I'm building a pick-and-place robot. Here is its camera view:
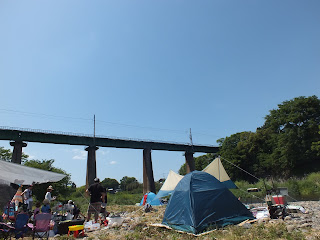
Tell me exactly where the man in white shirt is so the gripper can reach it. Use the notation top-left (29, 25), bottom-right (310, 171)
top-left (22, 185), bottom-right (33, 211)
top-left (44, 185), bottom-right (56, 203)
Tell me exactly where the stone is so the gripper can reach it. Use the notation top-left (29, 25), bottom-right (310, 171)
top-left (284, 216), bottom-right (292, 221)
top-left (286, 225), bottom-right (295, 232)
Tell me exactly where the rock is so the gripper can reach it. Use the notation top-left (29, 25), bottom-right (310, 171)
top-left (300, 223), bottom-right (312, 228)
top-left (284, 216), bottom-right (292, 221)
top-left (241, 223), bottom-right (252, 229)
top-left (258, 218), bottom-right (269, 224)
top-left (286, 225), bottom-right (295, 232)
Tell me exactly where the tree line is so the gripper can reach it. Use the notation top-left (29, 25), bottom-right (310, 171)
top-left (179, 96), bottom-right (320, 182)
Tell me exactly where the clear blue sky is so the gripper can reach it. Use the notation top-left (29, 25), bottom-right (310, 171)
top-left (0, 0), bottom-right (319, 187)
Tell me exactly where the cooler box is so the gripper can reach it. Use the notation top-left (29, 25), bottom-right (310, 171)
top-left (272, 195), bottom-right (287, 205)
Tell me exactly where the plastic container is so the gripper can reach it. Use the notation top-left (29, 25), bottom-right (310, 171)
top-left (84, 221), bottom-right (100, 231)
top-left (272, 195), bottom-right (286, 205)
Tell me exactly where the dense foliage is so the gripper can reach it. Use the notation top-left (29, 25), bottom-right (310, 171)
top-left (101, 178), bottom-right (120, 190)
top-left (0, 146), bottom-right (29, 162)
top-left (23, 159), bottom-right (74, 202)
top-left (178, 153), bottom-right (215, 175)
top-left (188, 96), bottom-right (320, 181)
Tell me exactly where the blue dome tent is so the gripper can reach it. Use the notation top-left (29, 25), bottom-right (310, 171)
top-left (162, 171), bottom-right (253, 234)
top-left (139, 192), bottom-right (162, 206)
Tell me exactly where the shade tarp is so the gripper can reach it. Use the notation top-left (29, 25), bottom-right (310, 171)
top-left (153, 170), bottom-right (183, 200)
top-left (202, 157), bottom-right (237, 189)
top-left (0, 160), bottom-right (66, 185)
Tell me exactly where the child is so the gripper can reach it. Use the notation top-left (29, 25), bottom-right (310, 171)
top-left (34, 202), bottom-right (41, 217)
top-left (41, 199), bottom-right (51, 213)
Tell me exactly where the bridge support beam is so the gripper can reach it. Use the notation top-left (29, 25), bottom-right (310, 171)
top-left (10, 141), bottom-right (27, 164)
top-left (85, 146), bottom-right (99, 187)
top-left (143, 148), bottom-right (156, 194)
top-left (185, 151), bottom-right (195, 173)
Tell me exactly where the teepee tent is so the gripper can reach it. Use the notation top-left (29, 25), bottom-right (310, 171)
top-left (153, 170), bottom-right (183, 200)
top-left (203, 157), bottom-right (237, 189)
top-left (162, 171), bottom-right (253, 234)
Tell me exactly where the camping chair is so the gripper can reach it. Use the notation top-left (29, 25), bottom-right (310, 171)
top-left (13, 213), bottom-right (30, 239)
top-left (29, 213), bottom-right (51, 239)
top-left (0, 222), bottom-right (14, 240)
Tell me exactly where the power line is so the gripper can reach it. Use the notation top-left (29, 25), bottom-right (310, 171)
top-left (0, 108), bottom-right (224, 139)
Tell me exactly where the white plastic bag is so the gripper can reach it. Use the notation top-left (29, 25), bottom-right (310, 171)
top-left (106, 217), bottom-right (124, 228)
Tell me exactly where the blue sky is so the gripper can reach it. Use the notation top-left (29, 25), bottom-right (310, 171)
top-left (0, 0), bottom-right (319, 187)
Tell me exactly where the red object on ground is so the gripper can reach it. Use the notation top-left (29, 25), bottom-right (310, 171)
top-left (142, 194), bottom-right (148, 206)
top-left (272, 195), bottom-right (286, 205)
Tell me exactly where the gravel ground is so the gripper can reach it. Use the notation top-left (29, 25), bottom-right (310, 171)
top-left (80, 201), bottom-right (320, 239)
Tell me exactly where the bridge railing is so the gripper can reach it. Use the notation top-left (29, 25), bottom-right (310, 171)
top-left (0, 126), bottom-right (216, 147)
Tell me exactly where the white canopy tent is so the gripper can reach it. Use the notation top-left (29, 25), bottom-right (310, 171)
top-left (0, 160), bottom-right (66, 185)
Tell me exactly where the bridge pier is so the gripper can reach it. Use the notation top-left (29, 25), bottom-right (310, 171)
top-left (185, 151), bottom-right (195, 173)
top-left (143, 148), bottom-right (156, 194)
top-left (85, 146), bottom-right (99, 187)
top-left (10, 141), bottom-right (27, 164)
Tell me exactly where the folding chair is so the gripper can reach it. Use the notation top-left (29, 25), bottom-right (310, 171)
top-left (29, 213), bottom-right (51, 239)
top-left (13, 213), bottom-right (30, 239)
top-left (0, 222), bottom-right (14, 240)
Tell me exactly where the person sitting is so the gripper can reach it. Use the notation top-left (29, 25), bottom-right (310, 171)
top-left (41, 199), bottom-right (51, 213)
top-left (34, 202), bottom-right (41, 217)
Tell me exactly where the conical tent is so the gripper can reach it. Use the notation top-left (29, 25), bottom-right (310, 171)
top-left (153, 170), bottom-right (183, 200)
top-left (162, 171), bottom-right (253, 234)
top-left (203, 157), bottom-right (237, 189)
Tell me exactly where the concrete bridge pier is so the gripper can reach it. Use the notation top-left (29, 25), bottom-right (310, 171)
top-left (185, 151), bottom-right (195, 173)
top-left (143, 148), bottom-right (156, 194)
top-left (10, 141), bottom-right (27, 164)
top-left (85, 146), bottom-right (99, 187)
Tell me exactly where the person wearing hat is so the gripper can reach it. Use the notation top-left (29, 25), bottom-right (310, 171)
top-left (21, 184), bottom-right (33, 211)
top-left (86, 178), bottom-right (106, 223)
top-left (44, 185), bottom-right (56, 203)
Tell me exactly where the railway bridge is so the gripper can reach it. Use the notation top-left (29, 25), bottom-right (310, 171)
top-left (0, 127), bottom-right (219, 193)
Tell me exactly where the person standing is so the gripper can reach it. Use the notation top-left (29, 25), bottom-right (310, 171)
top-left (22, 185), bottom-right (33, 211)
top-left (44, 185), bottom-right (56, 203)
top-left (86, 178), bottom-right (105, 223)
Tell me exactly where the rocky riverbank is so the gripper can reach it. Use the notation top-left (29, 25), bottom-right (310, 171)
top-left (80, 201), bottom-right (320, 239)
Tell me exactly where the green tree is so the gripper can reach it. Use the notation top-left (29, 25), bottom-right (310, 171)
top-left (312, 126), bottom-right (320, 156)
top-left (0, 146), bottom-right (29, 162)
top-left (101, 178), bottom-right (119, 190)
top-left (120, 176), bottom-right (139, 191)
top-left (23, 159), bottom-right (73, 202)
top-left (260, 95), bottom-right (320, 177)
top-left (217, 131), bottom-right (261, 181)
top-left (178, 153), bottom-right (216, 175)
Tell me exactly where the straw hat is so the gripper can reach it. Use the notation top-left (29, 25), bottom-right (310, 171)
top-left (47, 185), bottom-right (54, 190)
top-left (43, 199), bottom-right (50, 205)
